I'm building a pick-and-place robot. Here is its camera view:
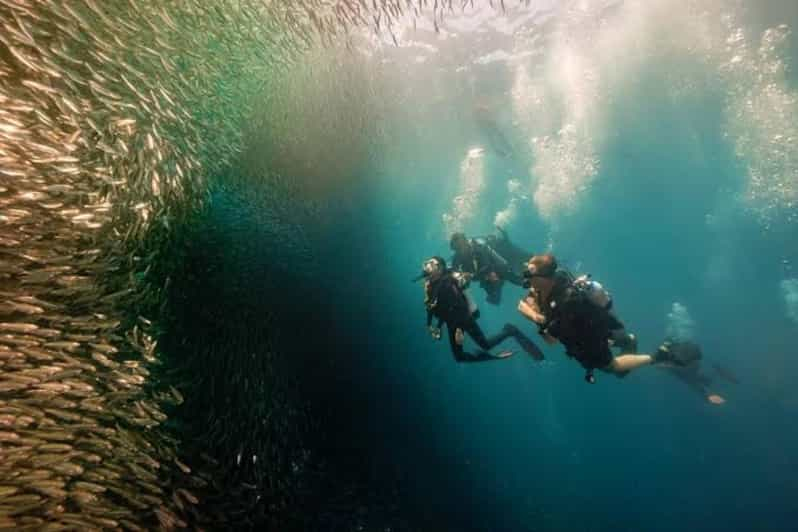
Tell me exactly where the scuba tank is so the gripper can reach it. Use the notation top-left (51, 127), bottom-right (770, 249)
top-left (452, 271), bottom-right (479, 317)
top-left (573, 274), bottom-right (612, 310)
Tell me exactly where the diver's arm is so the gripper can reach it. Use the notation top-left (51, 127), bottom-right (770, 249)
top-left (426, 311), bottom-right (442, 340)
top-left (452, 271), bottom-right (472, 290)
top-left (518, 297), bottom-right (557, 344)
top-left (517, 296), bottom-right (546, 324)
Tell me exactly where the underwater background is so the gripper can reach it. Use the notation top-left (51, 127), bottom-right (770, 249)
top-left (1, 0), bottom-right (797, 530)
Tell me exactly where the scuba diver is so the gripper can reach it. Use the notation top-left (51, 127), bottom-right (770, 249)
top-left (656, 340), bottom-right (738, 405)
top-left (419, 256), bottom-right (544, 363)
top-left (516, 253), bottom-right (693, 383)
top-left (450, 227), bottom-right (528, 305)
top-left (473, 102), bottom-right (514, 158)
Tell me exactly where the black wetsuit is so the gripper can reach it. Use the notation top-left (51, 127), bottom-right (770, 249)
top-left (452, 237), bottom-right (524, 305)
top-left (540, 272), bottom-right (633, 371)
top-left (659, 343), bottom-right (712, 399)
top-left (425, 272), bottom-right (539, 362)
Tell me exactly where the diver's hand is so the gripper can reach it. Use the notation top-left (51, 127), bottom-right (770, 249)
top-left (518, 298), bottom-right (544, 323)
top-left (486, 271), bottom-right (500, 282)
top-left (428, 326), bottom-right (442, 341)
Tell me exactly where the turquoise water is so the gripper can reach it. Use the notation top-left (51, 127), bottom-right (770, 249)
top-left (236, 2), bottom-right (798, 529)
top-left (2, 0), bottom-right (796, 529)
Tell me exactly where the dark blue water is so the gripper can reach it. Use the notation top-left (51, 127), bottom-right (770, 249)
top-left (186, 3), bottom-right (798, 529)
top-left (290, 29), bottom-right (798, 531)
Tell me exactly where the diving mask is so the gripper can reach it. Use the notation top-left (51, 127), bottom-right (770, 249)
top-left (423, 258), bottom-right (442, 276)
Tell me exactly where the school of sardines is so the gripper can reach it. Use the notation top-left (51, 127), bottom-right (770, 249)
top-left (0, 0), bottom-right (480, 529)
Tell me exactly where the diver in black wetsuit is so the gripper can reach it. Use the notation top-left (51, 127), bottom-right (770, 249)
top-left (450, 229), bottom-right (527, 305)
top-left (517, 253), bottom-right (692, 382)
top-left (656, 340), bottom-right (738, 405)
top-left (420, 256), bottom-right (543, 363)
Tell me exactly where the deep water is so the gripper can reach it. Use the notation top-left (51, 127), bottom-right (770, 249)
top-left (159, 3), bottom-right (798, 531)
top-left (169, 91), bottom-right (798, 531)
top-left (8, 1), bottom-right (797, 531)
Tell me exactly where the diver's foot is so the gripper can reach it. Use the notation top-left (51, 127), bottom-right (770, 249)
top-left (653, 341), bottom-right (682, 365)
top-left (707, 394), bottom-right (726, 405)
top-left (519, 336), bottom-right (545, 361)
top-left (494, 349), bottom-right (515, 359)
top-left (653, 339), bottom-right (702, 366)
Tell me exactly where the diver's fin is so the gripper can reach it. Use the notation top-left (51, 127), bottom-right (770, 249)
top-left (653, 339), bottom-right (701, 366)
top-left (503, 324), bottom-right (544, 361)
top-left (653, 341), bottom-right (683, 365)
top-left (516, 334), bottom-right (544, 361)
top-left (472, 349), bottom-right (515, 361)
top-left (712, 363), bottom-right (740, 384)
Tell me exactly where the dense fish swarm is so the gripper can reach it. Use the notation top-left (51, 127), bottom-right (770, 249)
top-left (0, 0), bottom-right (366, 528)
top-left (0, 0), bottom-right (519, 529)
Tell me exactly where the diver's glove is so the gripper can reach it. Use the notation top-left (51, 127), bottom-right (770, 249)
top-left (428, 326), bottom-right (442, 341)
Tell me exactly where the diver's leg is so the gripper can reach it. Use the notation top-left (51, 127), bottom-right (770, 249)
top-left (447, 323), bottom-right (466, 361)
top-left (448, 323), bottom-right (507, 362)
top-left (468, 321), bottom-right (512, 351)
top-left (608, 354), bottom-right (655, 374)
top-left (609, 338), bottom-right (703, 374)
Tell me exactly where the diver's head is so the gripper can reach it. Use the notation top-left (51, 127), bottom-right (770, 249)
top-left (449, 232), bottom-right (470, 255)
top-left (522, 254), bottom-right (557, 287)
top-left (422, 256), bottom-right (447, 280)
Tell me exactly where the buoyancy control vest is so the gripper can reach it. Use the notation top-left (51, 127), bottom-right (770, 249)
top-left (425, 271), bottom-right (478, 324)
top-left (542, 270), bottom-right (614, 343)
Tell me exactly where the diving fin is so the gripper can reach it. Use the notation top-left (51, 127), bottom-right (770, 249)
top-left (712, 363), bottom-right (740, 384)
top-left (516, 333), bottom-right (544, 361)
top-left (504, 324), bottom-right (544, 361)
top-left (654, 339), bottom-right (702, 366)
top-left (473, 349), bottom-right (515, 361)
top-left (493, 349), bottom-right (515, 359)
